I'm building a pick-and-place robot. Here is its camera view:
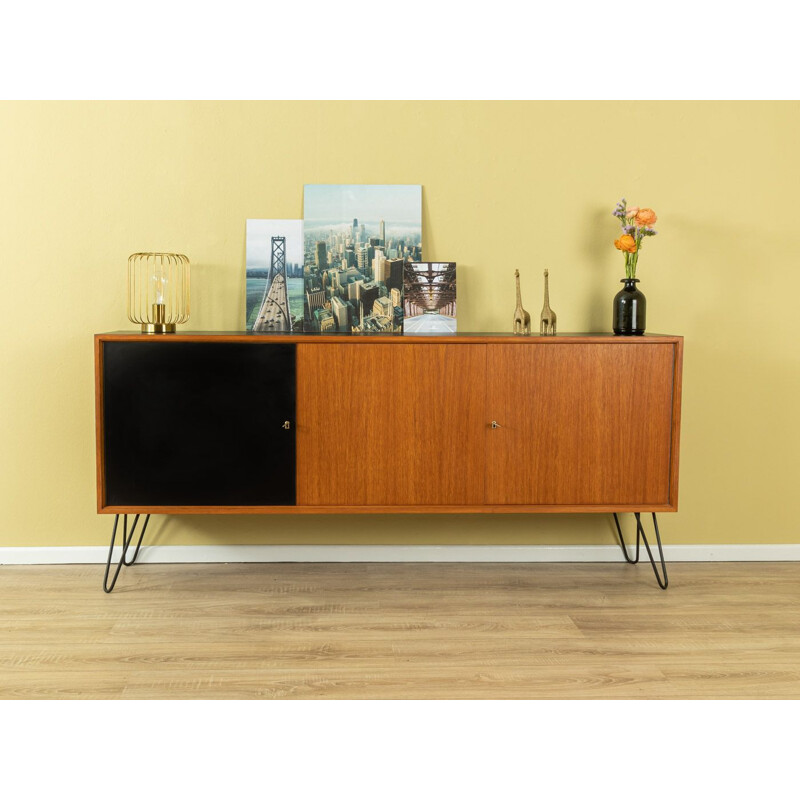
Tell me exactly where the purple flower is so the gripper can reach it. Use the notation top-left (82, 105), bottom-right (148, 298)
top-left (622, 225), bottom-right (636, 235)
top-left (641, 227), bottom-right (658, 236)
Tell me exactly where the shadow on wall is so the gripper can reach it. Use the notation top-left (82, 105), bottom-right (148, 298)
top-left (184, 259), bottom-right (242, 331)
top-left (421, 188), bottom-right (434, 261)
top-left (451, 263), bottom-right (485, 331)
top-left (583, 204), bottom-right (613, 332)
top-left (142, 512), bottom-right (635, 548)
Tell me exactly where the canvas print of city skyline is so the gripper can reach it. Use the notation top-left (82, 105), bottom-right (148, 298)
top-left (246, 219), bottom-right (305, 332)
top-left (404, 262), bottom-right (457, 334)
top-left (303, 184), bottom-right (422, 333)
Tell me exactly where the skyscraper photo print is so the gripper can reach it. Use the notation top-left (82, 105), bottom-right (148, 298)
top-left (302, 184), bottom-right (422, 333)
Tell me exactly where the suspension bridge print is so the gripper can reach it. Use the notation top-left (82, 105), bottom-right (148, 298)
top-left (246, 219), bottom-right (305, 332)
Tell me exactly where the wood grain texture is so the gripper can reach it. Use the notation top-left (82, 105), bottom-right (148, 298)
top-left (669, 338), bottom-right (684, 508)
top-left (297, 343), bottom-right (487, 506)
top-left (95, 337), bottom-right (105, 512)
top-left (1, 562), bottom-right (799, 699)
top-left (486, 343), bottom-right (675, 505)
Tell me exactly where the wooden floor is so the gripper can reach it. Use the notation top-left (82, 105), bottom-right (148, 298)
top-left (1, 562), bottom-right (799, 699)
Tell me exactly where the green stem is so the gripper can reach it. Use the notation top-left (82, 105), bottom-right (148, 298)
top-left (631, 227), bottom-right (642, 278)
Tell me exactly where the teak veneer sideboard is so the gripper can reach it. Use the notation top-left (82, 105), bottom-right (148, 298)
top-left (94, 332), bottom-right (683, 591)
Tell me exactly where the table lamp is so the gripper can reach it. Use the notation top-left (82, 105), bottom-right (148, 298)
top-left (127, 252), bottom-right (190, 333)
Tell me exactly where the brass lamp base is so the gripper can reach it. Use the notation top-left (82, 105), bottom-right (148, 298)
top-left (141, 323), bottom-right (176, 334)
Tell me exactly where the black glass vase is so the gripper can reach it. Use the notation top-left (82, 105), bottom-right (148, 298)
top-left (612, 278), bottom-right (646, 335)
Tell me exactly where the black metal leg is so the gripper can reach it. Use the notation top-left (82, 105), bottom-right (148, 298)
top-left (121, 514), bottom-right (149, 566)
top-left (612, 512), bottom-right (669, 590)
top-left (103, 514), bottom-right (150, 593)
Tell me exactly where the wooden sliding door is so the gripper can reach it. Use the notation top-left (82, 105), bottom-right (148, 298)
top-left (297, 344), bottom-right (486, 506)
top-left (485, 343), bottom-right (675, 506)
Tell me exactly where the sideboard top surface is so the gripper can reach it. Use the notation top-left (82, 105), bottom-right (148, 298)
top-left (97, 331), bottom-right (682, 344)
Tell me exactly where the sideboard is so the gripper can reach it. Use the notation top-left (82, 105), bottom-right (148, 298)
top-left (95, 332), bottom-right (683, 591)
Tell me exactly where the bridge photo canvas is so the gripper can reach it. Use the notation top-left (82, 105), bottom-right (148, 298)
top-left (246, 219), bottom-right (305, 332)
top-left (303, 184), bottom-right (422, 333)
top-left (404, 262), bottom-right (457, 334)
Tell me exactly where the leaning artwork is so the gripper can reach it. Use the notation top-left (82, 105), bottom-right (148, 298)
top-left (245, 219), bottom-right (305, 332)
top-left (404, 262), bottom-right (457, 334)
top-left (302, 184), bottom-right (422, 333)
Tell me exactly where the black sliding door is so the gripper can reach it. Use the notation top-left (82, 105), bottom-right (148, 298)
top-left (102, 342), bottom-right (296, 506)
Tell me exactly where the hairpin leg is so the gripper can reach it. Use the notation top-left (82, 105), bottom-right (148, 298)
top-left (612, 512), bottom-right (668, 590)
top-left (103, 514), bottom-right (150, 593)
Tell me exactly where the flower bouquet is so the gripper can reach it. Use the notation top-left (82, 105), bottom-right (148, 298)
top-left (612, 199), bottom-right (658, 279)
top-left (611, 198), bottom-right (659, 334)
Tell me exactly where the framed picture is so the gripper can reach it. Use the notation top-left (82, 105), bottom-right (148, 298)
top-left (404, 262), bottom-right (457, 334)
top-left (246, 219), bottom-right (304, 332)
top-left (303, 184), bottom-right (422, 333)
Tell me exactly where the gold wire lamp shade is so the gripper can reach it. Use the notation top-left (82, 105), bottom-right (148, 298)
top-left (127, 253), bottom-right (190, 334)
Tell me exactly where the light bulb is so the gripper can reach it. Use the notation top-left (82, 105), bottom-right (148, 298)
top-left (151, 265), bottom-right (167, 304)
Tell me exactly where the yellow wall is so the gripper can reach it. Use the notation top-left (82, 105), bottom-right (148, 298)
top-left (1, 101), bottom-right (798, 548)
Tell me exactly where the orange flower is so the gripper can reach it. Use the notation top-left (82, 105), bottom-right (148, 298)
top-left (614, 234), bottom-right (637, 253)
top-left (634, 208), bottom-right (657, 227)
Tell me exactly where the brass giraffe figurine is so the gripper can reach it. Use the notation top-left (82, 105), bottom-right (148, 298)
top-left (540, 269), bottom-right (557, 335)
top-left (513, 269), bottom-right (531, 335)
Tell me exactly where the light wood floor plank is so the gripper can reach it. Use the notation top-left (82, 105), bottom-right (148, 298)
top-left (1, 563), bottom-right (799, 699)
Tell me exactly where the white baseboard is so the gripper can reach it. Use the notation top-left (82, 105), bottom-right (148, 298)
top-left (2, 544), bottom-right (800, 565)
